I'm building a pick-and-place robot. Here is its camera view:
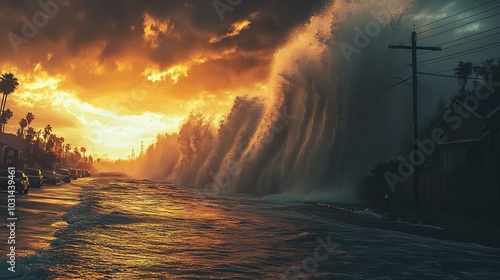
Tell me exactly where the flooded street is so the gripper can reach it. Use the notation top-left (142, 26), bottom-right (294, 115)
top-left (0, 177), bottom-right (499, 279)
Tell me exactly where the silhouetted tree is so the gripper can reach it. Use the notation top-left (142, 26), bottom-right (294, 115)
top-left (43, 124), bottom-right (52, 144)
top-left (56, 137), bottom-right (65, 159)
top-left (65, 143), bottom-right (71, 159)
top-left (80, 147), bottom-right (87, 162)
top-left (24, 127), bottom-right (38, 167)
top-left (472, 58), bottom-right (496, 79)
top-left (17, 118), bottom-right (28, 138)
top-left (0, 73), bottom-right (19, 132)
top-left (71, 147), bottom-right (82, 163)
top-left (25, 112), bottom-right (35, 128)
top-left (47, 134), bottom-right (57, 151)
top-left (454, 61), bottom-right (473, 91)
top-left (0, 109), bottom-right (13, 132)
top-left (25, 127), bottom-right (36, 142)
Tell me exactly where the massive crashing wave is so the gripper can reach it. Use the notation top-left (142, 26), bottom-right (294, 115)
top-left (136, 0), bottom-right (413, 200)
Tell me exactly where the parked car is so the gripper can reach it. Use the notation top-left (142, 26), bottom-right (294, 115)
top-left (57, 169), bottom-right (71, 183)
top-left (0, 170), bottom-right (30, 194)
top-left (83, 170), bottom-right (91, 177)
top-left (42, 169), bottom-right (58, 185)
top-left (69, 169), bottom-right (78, 180)
top-left (23, 168), bottom-right (43, 188)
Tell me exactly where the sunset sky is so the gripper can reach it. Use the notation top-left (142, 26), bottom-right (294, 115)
top-left (0, 0), bottom-right (498, 159)
top-left (0, 0), bottom-right (328, 159)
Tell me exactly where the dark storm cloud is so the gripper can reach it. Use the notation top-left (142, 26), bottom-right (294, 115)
top-left (400, 0), bottom-right (500, 118)
top-left (0, 0), bottom-right (327, 72)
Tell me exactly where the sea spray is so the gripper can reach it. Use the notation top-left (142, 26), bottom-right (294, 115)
top-left (136, 0), bottom-right (413, 203)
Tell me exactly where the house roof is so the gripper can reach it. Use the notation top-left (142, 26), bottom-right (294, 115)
top-left (474, 86), bottom-right (500, 118)
top-left (434, 99), bottom-right (481, 130)
top-left (486, 105), bottom-right (500, 119)
top-left (434, 99), bottom-right (484, 144)
top-left (432, 91), bottom-right (500, 145)
top-left (0, 132), bottom-right (26, 150)
top-left (484, 104), bottom-right (500, 132)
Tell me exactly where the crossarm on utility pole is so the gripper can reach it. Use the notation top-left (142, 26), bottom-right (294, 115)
top-left (388, 46), bottom-right (442, 51)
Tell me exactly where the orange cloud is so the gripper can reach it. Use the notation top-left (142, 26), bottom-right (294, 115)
top-left (142, 13), bottom-right (174, 48)
top-left (143, 64), bottom-right (189, 84)
top-left (209, 19), bottom-right (253, 43)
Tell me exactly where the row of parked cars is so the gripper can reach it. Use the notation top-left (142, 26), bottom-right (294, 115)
top-left (0, 168), bottom-right (91, 195)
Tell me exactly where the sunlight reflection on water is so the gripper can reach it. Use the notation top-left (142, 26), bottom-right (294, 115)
top-left (1, 178), bottom-right (500, 279)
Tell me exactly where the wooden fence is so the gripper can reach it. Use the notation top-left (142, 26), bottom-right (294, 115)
top-left (393, 168), bottom-right (500, 220)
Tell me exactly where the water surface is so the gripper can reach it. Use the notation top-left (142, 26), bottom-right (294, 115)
top-left (1, 177), bottom-right (499, 279)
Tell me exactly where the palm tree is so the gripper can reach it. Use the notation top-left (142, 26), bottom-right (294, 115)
top-left (47, 134), bottom-right (59, 152)
top-left (25, 127), bottom-right (36, 142)
top-left (24, 126), bottom-right (37, 166)
top-left (454, 61), bottom-right (473, 91)
top-left (60, 137), bottom-right (65, 159)
top-left (73, 147), bottom-right (82, 162)
top-left (0, 73), bottom-right (19, 132)
top-left (55, 137), bottom-right (65, 159)
top-left (80, 147), bottom-right (87, 162)
top-left (65, 143), bottom-right (71, 159)
top-left (17, 118), bottom-right (28, 138)
top-left (43, 124), bottom-right (52, 143)
top-left (26, 112), bottom-right (35, 128)
top-left (0, 108), bottom-right (13, 132)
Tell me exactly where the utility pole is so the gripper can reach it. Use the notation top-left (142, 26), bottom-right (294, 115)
top-left (388, 31), bottom-right (441, 208)
top-left (139, 141), bottom-right (144, 158)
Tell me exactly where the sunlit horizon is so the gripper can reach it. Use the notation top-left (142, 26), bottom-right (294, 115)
top-left (2, 62), bottom-right (191, 160)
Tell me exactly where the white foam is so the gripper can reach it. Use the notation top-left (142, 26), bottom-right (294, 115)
top-left (353, 208), bottom-right (386, 219)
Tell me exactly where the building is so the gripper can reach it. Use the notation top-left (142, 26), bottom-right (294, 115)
top-left (434, 95), bottom-right (500, 172)
top-left (0, 132), bottom-right (27, 169)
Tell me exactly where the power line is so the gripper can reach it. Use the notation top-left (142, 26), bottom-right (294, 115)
top-left (421, 45), bottom-right (500, 68)
top-left (398, 22), bottom-right (500, 60)
top-left (397, 0), bottom-right (497, 36)
top-left (420, 31), bottom-right (500, 56)
top-left (429, 63), bottom-right (482, 74)
top-left (419, 11), bottom-right (500, 41)
top-left (380, 76), bottom-right (412, 91)
top-left (419, 41), bottom-right (500, 65)
top-left (417, 72), bottom-right (485, 80)
top-left (388, 63), bottom-right (412, 75)
top-left (418, 4), bottom-right (500, 35)
top-left (432, 26), bottom-right (500, 47)
top-left (445, 31), bottom-right (500, 49)
top-left (419, 44), bottom-right (500, 68)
